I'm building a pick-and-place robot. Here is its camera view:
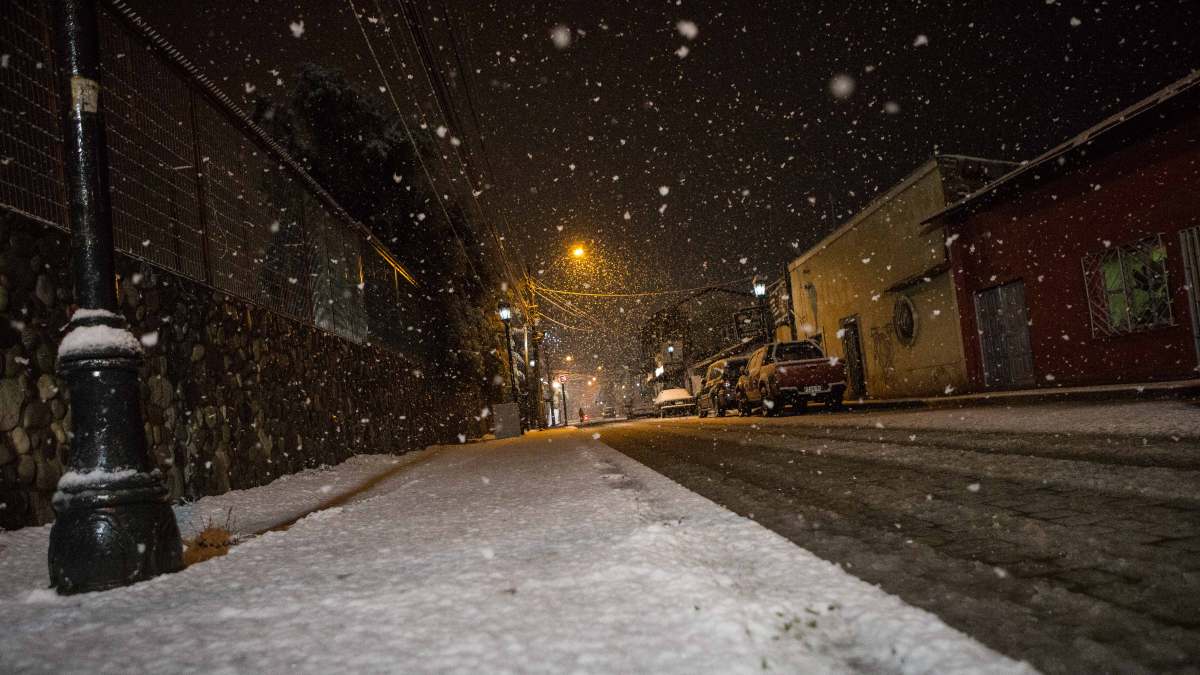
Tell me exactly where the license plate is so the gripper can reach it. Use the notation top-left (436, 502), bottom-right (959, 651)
top-left (804, 385), bottom-right (826, 394)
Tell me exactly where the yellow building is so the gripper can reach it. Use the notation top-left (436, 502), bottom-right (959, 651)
top-left (787, 156), bottom-right (1014, 399)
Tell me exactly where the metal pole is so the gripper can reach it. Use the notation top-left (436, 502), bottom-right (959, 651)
top-left (530, 331), bottom-right (544, 429)
top-left (526, 267), bottom-right (544, 430)
top-left (48, 0), bottom-right (182, 594)
top-left (560, 383), bottom-right (568, 427)
top-left (502, 320), bottom-right (518, 404)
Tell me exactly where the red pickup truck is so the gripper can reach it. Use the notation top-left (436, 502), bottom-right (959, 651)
top-left (737, 341), bottom-right (847, 416)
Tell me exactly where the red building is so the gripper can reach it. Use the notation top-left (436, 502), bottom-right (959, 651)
top-left (927, 72), bottom-right (1200, 391)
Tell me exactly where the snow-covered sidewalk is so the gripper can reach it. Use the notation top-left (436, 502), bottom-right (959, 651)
top-left (0, 431), bottom-right (1032, 674)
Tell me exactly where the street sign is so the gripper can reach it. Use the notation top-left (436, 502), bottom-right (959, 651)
top-left (558, 374), bottom-right (568, 383)
top-left (733, 305), bottom-right (769, 340)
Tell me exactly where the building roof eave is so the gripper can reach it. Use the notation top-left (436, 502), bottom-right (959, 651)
top-left (921, 69), bottom-right (1200, 232)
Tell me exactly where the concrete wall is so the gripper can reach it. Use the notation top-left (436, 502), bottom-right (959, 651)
top-left (0, 213), bottom-right (457, 529)
top-left (949, 111), bottom-right (1200, 389)
top-left (787, 157), bottom-right (1008, 399)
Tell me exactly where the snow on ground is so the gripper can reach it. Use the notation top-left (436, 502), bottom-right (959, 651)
top-left (781, 400), bottom-right (1200, 439)
top-left (173, 453), bottom-right (425, 539)
top-left (0, 432), bottom-right (1032, 674)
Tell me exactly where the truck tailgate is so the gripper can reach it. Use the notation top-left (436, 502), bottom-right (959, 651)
top-left (775, 360), bottom-right (844, 387)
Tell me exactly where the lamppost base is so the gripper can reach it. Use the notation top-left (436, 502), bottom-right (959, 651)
top-left (49, 488), bottom-right (182, 594)
top-left (47, 311), bottom-right (183, 594)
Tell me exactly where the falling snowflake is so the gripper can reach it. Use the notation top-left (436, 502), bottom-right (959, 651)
top-left (829, 74), bottom-right (856, 100)
top-left (550, 25), bottom-right (572, 49)
top-left (677, 20), bottom-right (699, 40)
top-left (288, 20), bottom-right (305, 38)
top-left (913, 34), bottom-right (929, 47)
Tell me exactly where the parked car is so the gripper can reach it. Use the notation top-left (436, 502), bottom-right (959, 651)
top-left (602, 405), bottom-right (616, 418)
top-left (653, 388), bottom-right (697, 418)
top-left (737, 341), bottom-right (847, 416)
top-left (627, 401), bottom-right (657, 419)
top-left (697, 357), bottom-right (748, 418)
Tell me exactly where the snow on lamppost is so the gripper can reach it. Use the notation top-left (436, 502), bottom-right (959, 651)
top-left (498, 300), bottom-right (518, 404)
top-left (48, 0), bottom-right (182, 594)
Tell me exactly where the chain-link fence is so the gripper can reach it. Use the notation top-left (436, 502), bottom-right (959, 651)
top-left (0, 0), bottom-right (416, 347)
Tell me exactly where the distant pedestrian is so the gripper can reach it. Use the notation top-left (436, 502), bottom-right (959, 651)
top-left (579, 407), bottom-right (585, 424)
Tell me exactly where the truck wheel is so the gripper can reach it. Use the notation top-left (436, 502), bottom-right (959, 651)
top-left (760, 387), bottom-right (777, 417)
top-left (715, 396), bottom-right (726, 417)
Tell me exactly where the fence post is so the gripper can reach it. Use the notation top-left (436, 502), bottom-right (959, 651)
top-left (48, 0), bottom-right (182, 594)
top-left (187, 90), bottom-right (214, 286)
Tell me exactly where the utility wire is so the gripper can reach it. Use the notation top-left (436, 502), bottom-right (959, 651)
top-left (345, 0), bottom-right (485, 294)
top-left (536, 313), bottom-right (594, 332)
top-left (536, 277), bottom-right (754, 299)
top-left (381, 0), bottom-right (530, 317)
top-left (533, 288), bottom-right (606, 328)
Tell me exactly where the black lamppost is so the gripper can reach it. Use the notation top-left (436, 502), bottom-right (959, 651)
top-left (498, 300), bottom-right (518, 403)
top-left (49, 0), bottom-right (182, 594)
top-left (752, 274), bottom-right (769, 340)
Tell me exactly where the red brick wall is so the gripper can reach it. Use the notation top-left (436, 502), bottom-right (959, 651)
top-left (949, 112), bottom-right (1200, 390)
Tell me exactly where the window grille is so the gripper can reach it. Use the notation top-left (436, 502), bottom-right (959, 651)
top-left (893, 295), bottom-right (917, 345)
top-left (1082, 235), bottom-right (1173, 336)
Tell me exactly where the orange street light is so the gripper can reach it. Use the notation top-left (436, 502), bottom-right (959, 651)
top-left (571, 245), bottom-right (586, 258)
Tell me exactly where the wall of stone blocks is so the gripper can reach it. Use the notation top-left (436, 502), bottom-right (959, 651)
top-left (0, 213), bottom-right (455, 529)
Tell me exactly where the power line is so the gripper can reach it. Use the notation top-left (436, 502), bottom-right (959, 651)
top-left (537, 313), bottom-right (594, 332)
top-left (533, 288), bottom-right (606, 328)
top-left (345, 0), bottom-right (485, 294)
top-left (536, 278), bottom-right (754, 299)
top-left (380, 0), bottom-right (530, 316)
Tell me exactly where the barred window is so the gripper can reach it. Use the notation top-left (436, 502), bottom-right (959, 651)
top-left (1082, 235), bottom-right (1172, 336)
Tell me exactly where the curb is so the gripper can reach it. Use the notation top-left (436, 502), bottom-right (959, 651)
top-left (842, 380), bottom-right (1200, 413)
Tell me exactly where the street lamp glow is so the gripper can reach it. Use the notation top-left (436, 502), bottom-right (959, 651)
top-left (565, 355), bottom-right (573, 362)
top-left (497, 300), bottom-right (513, 322)
top-left (752, 275), bottom-right (767, 299)
top-left (571, 245), bottom-right (586, 258)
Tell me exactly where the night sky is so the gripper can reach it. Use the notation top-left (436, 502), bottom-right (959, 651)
top-left (126, 0), bottom-right (1200, 368)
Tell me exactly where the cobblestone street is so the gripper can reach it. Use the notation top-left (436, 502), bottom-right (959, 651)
top-left (594, 400), bottom-right (1200, 674)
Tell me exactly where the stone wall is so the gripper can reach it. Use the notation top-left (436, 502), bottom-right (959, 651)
top-left (0, 212), bottom-right (457, 529)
